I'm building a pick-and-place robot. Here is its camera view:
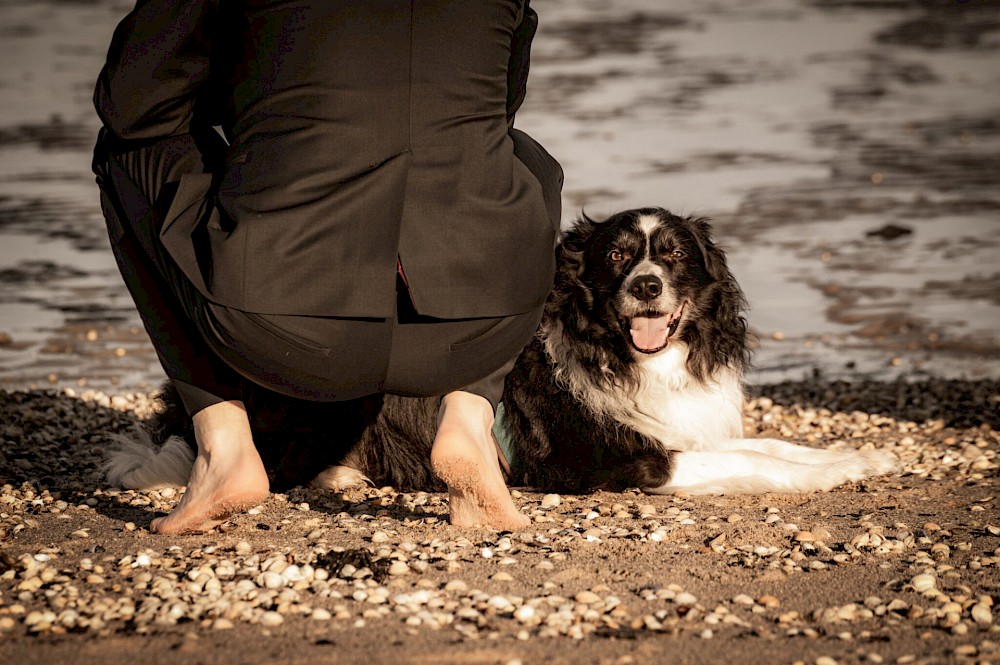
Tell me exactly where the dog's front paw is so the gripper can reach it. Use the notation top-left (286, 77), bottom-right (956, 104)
top-left (832, 448), bottom-right (898, 486)
top-left (858, 449), bottom-right (899, 477)
top-left (310, 465), bottom-right (372, 492)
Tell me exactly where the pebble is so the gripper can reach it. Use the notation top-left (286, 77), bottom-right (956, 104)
top-left (675, 592), bottom-right (698, 606)
top-left (388, 561), bottom-right (410, 576)
top-left (540, 494), bottom-right (561, 509)
top-left (513, 606), bottom-right (536, 623)
top-left (911, 574), bottom-right (936, 593)
top-left (259, 611), bottom-right (284, 627)
top-left (972, 603), bottom-right (993, 625)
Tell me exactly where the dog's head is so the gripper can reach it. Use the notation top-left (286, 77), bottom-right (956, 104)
top-left (549, 207), bottom-right (749, 381)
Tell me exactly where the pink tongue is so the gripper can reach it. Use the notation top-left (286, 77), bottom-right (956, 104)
top-left (630, 316), bottom-right (670, 351)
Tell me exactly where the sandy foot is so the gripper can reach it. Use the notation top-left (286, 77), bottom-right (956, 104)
top-left (431, 392), bottom-right (529, 531)
top-left (150, 401), bottom-right (269, 534)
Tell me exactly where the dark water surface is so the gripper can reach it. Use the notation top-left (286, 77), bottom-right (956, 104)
top-left (1, 0), bottom-right (998, 393)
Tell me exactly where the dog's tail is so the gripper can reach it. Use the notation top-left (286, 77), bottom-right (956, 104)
top-left (103, 429), bottom-right (194, 490)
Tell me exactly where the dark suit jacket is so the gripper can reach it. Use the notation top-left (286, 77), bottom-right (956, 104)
top-left (94, 0), bottom-right (558, 319)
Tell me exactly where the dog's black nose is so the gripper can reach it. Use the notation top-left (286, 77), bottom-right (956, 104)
top-left (629, 275), bottom-right (662, 301)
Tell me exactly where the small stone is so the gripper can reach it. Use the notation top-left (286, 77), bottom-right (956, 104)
top-left (388, 561), bottom-right (409, 576)
top-left (794, 531), bottom-right (816, 542)
top-left (212, 618), bottom-right (234, 630)
top-left (675, 592), bottom-right (698, 606)
top-left (836, 605), bottom-right (858, 621)
top-left (726, 514), bottom-right (742, 523)
top-left (311, 609), bottom-right (332, 621)
top-left (235, 541), bottom-right (253, 555)
top-left (540, 494), bottom-right (561, 509)
top-left (910, 574), bottom-right (936, 592)
top-left (371, 531), bottom-right (390, 544)
top-left (444, 580), bottom-right (468, 592)
top-left (261, 572), bottom-right (284, 589)
top-left (816, 657), bottom-right (839, 665)
top-left (513, 605), bottom-right (536, 623)
top-left (575, 591), bottom-right (601, 604)
top-left (972, 603), bottom-right (993, 626)
top-left (259, 611), bottom-right (284, 627)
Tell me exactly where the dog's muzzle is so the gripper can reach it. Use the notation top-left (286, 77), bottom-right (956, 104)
top-left (629, 274), bottom-right (662, 302)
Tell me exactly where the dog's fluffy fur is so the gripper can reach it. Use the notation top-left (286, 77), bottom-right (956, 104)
top-left (105, 208), bottom-right (897, 497)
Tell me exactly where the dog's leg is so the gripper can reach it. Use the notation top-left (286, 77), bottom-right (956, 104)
top-left (309, 465), bottom-right (372, 491)
top-left (645, 446), bottom-right (896, 495)
top-left (707, 438), bottom-right (898, 470)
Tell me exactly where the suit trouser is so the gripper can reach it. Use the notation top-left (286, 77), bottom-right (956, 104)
top-left (94, 129), bottom-right (562, 416)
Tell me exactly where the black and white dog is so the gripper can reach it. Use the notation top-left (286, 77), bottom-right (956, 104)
top-left (106, 208), bottom-right (897, 497)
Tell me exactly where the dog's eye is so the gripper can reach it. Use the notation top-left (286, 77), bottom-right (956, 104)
top-left (608, 249), bottom-right (624, 262)
top-left (670, 249), bottom-right (686, 259)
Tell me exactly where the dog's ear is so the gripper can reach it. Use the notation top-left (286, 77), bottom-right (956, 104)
top-left (551, 212), bottom-right (598, 311)
top-left (556, 211), bottom-right (597, 271)
top-left (687, 216), bottom-right (732, 285)
top-left (684, 217), bottom-right (751, 378)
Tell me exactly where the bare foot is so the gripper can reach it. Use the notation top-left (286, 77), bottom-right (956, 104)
top-left (430, 391), bottom-right (529, 531)
top-left (150, 400), bottom-right (269, 534)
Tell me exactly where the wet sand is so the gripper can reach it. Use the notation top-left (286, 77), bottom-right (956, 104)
top-left (1, 0), bottom-right (999, 391)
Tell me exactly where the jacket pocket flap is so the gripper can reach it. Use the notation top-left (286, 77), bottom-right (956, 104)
top-left (159, 172), bottom-right (215, 296)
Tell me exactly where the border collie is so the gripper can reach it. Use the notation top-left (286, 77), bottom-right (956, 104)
top-left (106, 208), bottom-right (897, 497)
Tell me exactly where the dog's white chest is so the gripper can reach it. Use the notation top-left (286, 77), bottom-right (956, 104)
top-left (630, 347), bottom-right (744, 450)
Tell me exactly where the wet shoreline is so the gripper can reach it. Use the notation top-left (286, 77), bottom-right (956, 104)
top-left (1, 0), bottom-right (999, 392)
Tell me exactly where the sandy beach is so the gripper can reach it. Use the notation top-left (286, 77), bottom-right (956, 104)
top-left (1, 1), bottom-right (999, 663)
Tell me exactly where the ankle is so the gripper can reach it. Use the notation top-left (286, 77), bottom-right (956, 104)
top-left (192, 400), bottom-right (253, 453)
top-left (439, 391), bottom-right (493, 431)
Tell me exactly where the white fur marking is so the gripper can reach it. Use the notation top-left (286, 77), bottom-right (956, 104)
top-left (629, 347), bottom-right (744, 448)
top-left (541, 321), bottom-right (743, 451)
top-left (649, 443), bottom-right (899, 495)
top-left (103, 431), bottom-right (194, 489)
top-left (310, 465), bottom-right (372, 491)
top-left (637, 214), bottom-right (660, 237)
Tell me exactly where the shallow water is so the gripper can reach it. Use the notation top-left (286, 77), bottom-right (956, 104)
top-left (0, 0), bottom-right (998, 392)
